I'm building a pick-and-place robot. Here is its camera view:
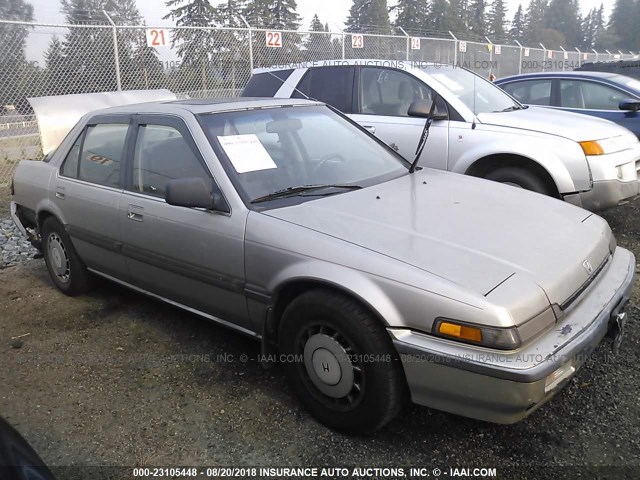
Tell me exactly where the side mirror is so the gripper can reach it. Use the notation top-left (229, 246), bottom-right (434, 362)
top-left (165, 177), bottom-right (217, 209)
top-left (619, 99), bottom-right (640, 112)
top-left (407, 99), bottom-right (448, 120)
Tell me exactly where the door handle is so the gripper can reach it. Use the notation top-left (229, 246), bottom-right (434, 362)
top-left (363, 125), bottom-right (376, 134)
top-left (55, 187), bottom-right (65, 200)
top-left (127, 205), bottom-right (144, 222)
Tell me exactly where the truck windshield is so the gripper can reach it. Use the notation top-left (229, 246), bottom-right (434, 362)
top-left (422, 66), bottom-right (522, 114)
top-left (199, 105), bottom-right (408, 206)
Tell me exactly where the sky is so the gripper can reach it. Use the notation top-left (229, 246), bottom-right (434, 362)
top-left (31, 0), bottom-right (613, 31)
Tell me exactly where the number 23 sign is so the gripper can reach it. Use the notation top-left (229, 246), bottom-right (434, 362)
top-left (146, 29), bottom-right (169, 48)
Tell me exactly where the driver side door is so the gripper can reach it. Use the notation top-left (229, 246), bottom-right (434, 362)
top-left (349, 66), bottom-right (449, 170)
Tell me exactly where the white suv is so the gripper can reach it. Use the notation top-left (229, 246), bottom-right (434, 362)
top-left (243, 60), bottom-right (640, 211)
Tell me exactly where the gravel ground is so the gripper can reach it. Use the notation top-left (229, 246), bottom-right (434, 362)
top-left (1, 194), bottom-right (639, 479)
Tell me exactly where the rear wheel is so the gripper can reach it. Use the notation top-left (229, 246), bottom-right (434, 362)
top-left (41, 217), bottom-right (92, 296)
top-left (484, 166), bottom-right (553, 196)
top-left (278, 289), bottom-right (408, 434)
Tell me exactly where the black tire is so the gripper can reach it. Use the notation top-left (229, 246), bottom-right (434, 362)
top-left (484, 166), bottom-right (553, 196)
top-left (278, 289), bottom-right (408, 434)
top-left (41, 217), bottom-right (92, 296)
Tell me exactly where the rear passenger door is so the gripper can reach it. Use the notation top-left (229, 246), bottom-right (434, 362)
top-left (119, 115), bottom-right (250, 328)
top-left (350, 67), bottom-right (449, 170)
top-left (54, 115), bottom-right (131, 280)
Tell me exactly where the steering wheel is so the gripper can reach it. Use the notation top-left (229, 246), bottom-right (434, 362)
top-left (312, 153), bottom-right (347, 177)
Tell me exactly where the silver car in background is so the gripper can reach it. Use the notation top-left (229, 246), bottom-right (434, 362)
top-left (244, 60), bottom-right (640, 211)
top-left (10, 98), bottom-right (634, 433)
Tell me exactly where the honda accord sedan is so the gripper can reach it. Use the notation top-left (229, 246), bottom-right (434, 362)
top-left (10, 98), bottom-right (634, 433)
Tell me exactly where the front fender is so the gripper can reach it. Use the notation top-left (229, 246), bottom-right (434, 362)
top-left (450, 130), bottom-right (591, 194)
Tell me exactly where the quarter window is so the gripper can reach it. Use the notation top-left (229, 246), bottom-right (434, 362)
top-left (360, 67), bottom-right (445, 117)
top-left (559, 80), bottom-right (628, 110)
top-left (78, 124), bottom-right (128, 188)
top-left (60, 132), bottom-right (83, 178)
top-left (132, 124), bottom-right (210, 197)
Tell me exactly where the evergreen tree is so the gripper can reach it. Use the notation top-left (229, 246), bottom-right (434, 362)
top-left (44, 36), bottom-right (66, 95)
top-left (446, 0), bottom-right (468, 33)
top-left (271, 0), bottom-right (301, 30)
top-left (429, 0), bottom-right (449, 32)
top-left (392, 0), bottom-right (430, 35)
top-left (592, 4), bottom-right (606, 48)
top-left (469, 0), bottom-right (487, 37)
top-left (544, 0), bottom-right (582, 48)
top-left (509, 4), bottom-right (525, 42)
top-left (487, 0), bottom-right (506, 39)
top-left (243, 0), bottom-right (270, 27)
top-left (346, 0), bottom-right (391, 34)
top-left (523, 0), bottom-right (548, 45)
top-left (609, 0), bottom-right (636, 49)
top-left (305, 14), bottom-right (331, 61)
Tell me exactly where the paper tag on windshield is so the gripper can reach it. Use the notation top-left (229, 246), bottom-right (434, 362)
top-left (217, 134), bottom-right (277, 173)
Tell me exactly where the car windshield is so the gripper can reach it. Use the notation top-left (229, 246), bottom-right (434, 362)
top-left (200, 105), bottom-right (408, 206)
top-left (422, 65), bottom-right (521, 114)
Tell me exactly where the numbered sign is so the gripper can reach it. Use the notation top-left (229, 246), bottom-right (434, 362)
top-left (410, 37), bottom-right (420, 50)
top-left (352, 34), bottom-right (364, 49)
top-left (494, 45), bottom-right (501, 55)
top-left (547, 50), bottom-right (553, 59)
top-left (266, 31), bottom-right (282, 48)
top-left (583, 53), bottom-right (588, 60)
top-left (146, 29), bottom-right (169, 48)
top-left (459, 41), bottom-right (467, 53)
top-left (563, 51), bottom-right (568, 60)
top-left (524, 48), bottom-right (530, 57)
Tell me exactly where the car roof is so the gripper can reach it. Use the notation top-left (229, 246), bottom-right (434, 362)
top-left (496, 71), bottom-right (620, 83)
top-left (253, 59), bottom-right (424, 74)
top-left (91, 97), bottom-right (323, 116)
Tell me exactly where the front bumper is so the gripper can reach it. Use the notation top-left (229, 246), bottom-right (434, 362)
top-left (564, 146), bottom-right (640, 211)
top-left (391, 247), bottom-right (635, 424)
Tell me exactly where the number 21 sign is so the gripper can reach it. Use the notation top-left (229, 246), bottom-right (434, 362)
top-left (146, 29), bottom-right (169, 48)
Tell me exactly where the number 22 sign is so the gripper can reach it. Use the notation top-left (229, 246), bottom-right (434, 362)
top-left (266, 31), bottom-right (282, 48)
top-left (146, 29), bottom-right (169, 48)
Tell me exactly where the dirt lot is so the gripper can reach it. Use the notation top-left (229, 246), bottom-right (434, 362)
top-left (1, 193), bottom-right (640, 479)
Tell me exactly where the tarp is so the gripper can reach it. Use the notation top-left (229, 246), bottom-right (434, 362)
top-left (27, 89), bottom-right (177, 155)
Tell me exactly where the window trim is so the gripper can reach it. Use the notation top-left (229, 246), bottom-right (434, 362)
top-left (125, 114), bottom-right (230, 214)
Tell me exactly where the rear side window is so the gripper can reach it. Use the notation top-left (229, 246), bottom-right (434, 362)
top-left (78, 124), bottom-right (128, 188)
top-left (502, 80), bottom-right (552, 106)
top-left (60, 133), bottom-right (82, 178)
top-left (292, 67), bottom-right (355, 113)
top-left (243, 70), bottom-right (294, 97)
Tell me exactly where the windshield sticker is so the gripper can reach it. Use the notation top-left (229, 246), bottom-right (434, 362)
top-left (217, 134), bottom-right (277, 173)
top-left (431, 73), bottom-right (464, 92)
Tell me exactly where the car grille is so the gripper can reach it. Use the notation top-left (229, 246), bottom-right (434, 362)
top-left (560, 254), bottom-right (611, 312)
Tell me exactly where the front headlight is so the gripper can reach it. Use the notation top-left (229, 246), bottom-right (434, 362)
top-left (580, 133), bottom-right (638, 156)
top-left (433, 318), bottom-right (521, 350)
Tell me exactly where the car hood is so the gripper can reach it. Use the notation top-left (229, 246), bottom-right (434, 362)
top-left (264, 170), bottom-right (612, 309)
top-left (477, 106), bottom-right (625, 142)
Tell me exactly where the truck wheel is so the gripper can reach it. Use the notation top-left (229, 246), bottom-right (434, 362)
top-left (278, 289), bottom-right (408, 434)
top-left (41, 217), bottom-right (92, 296)
top-left (484, 167), bottom-right (553, 196)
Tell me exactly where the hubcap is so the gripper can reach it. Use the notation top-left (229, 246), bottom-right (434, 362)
top-left (48, 233), bottom-right (70, 283)
top-left (299, 325), bottom-right (364, 407)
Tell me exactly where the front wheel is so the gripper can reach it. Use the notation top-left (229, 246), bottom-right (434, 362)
top-left (278, 289), bottom-right (408, 434)
top-left (41, 217), bottom-right (93, 296)
top-left (483, 166), bottom-right (553, 196)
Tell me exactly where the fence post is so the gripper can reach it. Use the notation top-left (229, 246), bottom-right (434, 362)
top-left (485, 36), bottom-right (494, 77)
top-left (240, 15), bottom-right (253, 72)
top-left (539, 43), bottom-right (546, 72)
top-left (606, 49), bottom-right (612, 61)
top-left (593, 49), bottom-right (598, 63)
top-left (560, 46), bottom-right (566, 70)
top-left (575, 48), bottom-right (581, 67)
top-left (398, 26), bottom-right (410, 61)
top-left (515, 40), bottom-right (523, 74)
top-left (103, 11), bottom-right (122, 91)
top-left (449, 31), bottom-right (457, 66)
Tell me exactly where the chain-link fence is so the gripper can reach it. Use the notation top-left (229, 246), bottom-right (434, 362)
top-left (0, 17), bottom-right (637, 184)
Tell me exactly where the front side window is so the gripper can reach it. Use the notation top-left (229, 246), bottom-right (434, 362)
top-left (132, 124), bottom-right (210, 197)
top-left (559, 80), bottom-right (628, 110)
top-left (502, 80), bottom-right (552, 106)
top-left (78, 124), bottom-right (128, 188)
top-left (292, 67), bottom-right (354, 112)
top-left (200, 105), bottom-right (407, 206)
top-left (360, 67), bottom-right (443, 117)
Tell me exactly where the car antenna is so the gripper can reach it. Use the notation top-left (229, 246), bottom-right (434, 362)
top-left (264, 70), bottom-right (320, 103)
top-left (409, 93), bottom-right (439, 174)
top-left (472, 67), bottom-right (477, 129)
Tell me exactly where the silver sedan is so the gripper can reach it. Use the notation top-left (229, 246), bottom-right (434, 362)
top-left (10, 98), bottom-right (635, 433)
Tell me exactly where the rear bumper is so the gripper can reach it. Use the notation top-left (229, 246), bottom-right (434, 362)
top-left (391, 247), bottom-right (635, 424)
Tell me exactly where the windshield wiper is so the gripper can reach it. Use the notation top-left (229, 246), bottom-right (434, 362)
top-left (250, 184), bottom-right (362, 204)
